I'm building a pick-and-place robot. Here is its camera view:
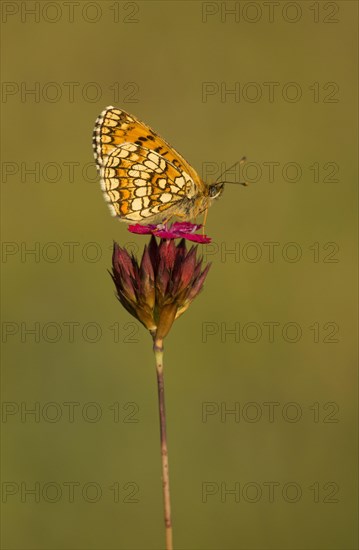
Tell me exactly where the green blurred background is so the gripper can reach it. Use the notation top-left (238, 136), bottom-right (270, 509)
top-left (1, 1), bottom-right (358, 549)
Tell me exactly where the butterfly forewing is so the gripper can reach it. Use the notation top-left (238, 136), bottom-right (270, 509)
top-left (93, 106), bottom-right (207, 223)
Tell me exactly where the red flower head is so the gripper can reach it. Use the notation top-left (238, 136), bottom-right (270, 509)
top-left (111, 232), bottom-right (211, 342)
top-left (128, 221), bottom-right (211, 244)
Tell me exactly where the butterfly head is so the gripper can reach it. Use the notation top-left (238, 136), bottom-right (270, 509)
top-left (208, 182), bottom-right (225, 200)
top-left (208, 157), bottom-right (248, 202)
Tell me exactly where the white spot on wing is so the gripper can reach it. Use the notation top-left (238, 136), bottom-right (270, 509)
top-left (185, 176), bottom-right (196, 198)
top-left (116, 148), bottom-right (130, 158)
top-left (141, 208), bottom-right (152, 218)
top-left (160, 193), bottom-right (172, 204)
top-left (106, 156), bottom-right (121, 167)
top-left (183, 171), bottom-right (193, 183)
top-left (148, 152), bottom-right (159, 163)
top-left (108, 189), bottom-right (120, 202)
top-left (174, 176), bottom-right (185, 188)
top-left (131, 163), bottom-right (148, 172)
top-left (121, 143), bottom-right (137, 152)
top-left (104, 167), bottom-right (116, 177)
top-left (126, 211), bottom-right (143, 221)
top-left (134, 178), bottom-right (147, 186)
top-left (132, 198), bottom-right (142, 211)
top-left (135, 187), bottom-right (147, 197)
top-left (107, 178), bottom-right (119, 190)
top-left (144, 160), bottom-right (158, 171)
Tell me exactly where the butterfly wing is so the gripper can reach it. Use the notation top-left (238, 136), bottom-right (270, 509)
top-left (100, 142), bottom-right (198, 222)
top-left (93, 106), bottom-right (202, 185)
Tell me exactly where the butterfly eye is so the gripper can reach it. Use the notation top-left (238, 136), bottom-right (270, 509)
top-left (209, 183), bottom-right (224, 199)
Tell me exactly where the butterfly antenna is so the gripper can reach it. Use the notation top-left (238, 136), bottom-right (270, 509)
top-left (215, 156), bottom-right (248, 186)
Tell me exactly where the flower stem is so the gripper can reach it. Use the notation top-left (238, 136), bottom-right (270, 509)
top-left (153, 337), bottom-right (173, 550)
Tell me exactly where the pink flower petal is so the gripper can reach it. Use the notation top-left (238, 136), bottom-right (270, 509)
top-left (171, 222), bottom-right (202, 234)
top-left (128, 224), bottom-right (155, 234)
top-left (181, 233), bottom-right (211, 243)
top-left (127, 222), bottom-right (211, 243)
top-left (153, 230), bottom-right (175, 239)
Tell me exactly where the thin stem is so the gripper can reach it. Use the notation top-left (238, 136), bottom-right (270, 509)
top-left (153, 337), bottom-right (173, 550)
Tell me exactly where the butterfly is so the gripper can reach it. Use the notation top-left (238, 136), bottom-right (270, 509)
top-left (93, 106), bottom-right (242, 224)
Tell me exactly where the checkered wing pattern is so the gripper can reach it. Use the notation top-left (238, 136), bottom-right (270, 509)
top-left (93, 106), bottom-right (205, 223)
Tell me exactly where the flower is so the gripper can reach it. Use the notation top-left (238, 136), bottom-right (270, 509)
top-left (111, 235), bottom-right (211, 341)
top-left (128, 221), bottom-right (211, 243)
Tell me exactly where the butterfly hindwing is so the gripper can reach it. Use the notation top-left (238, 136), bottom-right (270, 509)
top-left (100, 142), bottom-right (197, 222)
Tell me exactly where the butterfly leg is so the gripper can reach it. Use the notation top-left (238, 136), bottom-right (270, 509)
top-left (202, 207), bottom-right (209, 236)
top-left (161, 214), bottom-right (176, 227)
top-left (160, 213), bottom-right (186, 230)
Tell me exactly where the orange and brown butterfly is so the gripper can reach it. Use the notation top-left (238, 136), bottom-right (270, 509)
top-left (92, 106), bottom-right (227, 224)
